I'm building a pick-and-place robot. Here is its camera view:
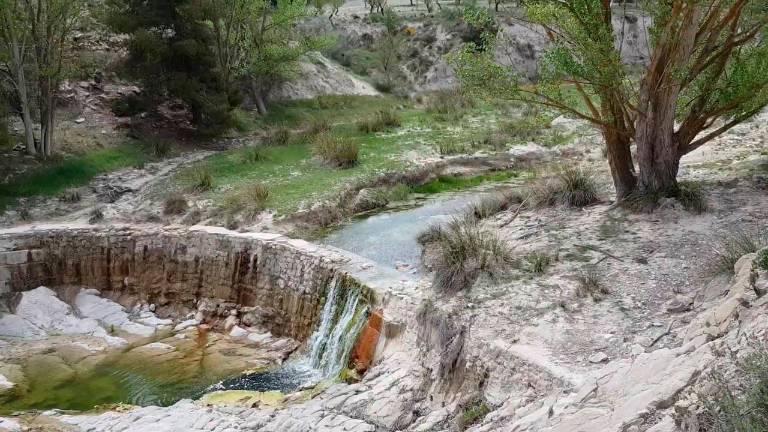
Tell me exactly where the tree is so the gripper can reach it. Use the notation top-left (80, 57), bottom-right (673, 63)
top-left (451, 0), bottom-right (768, 200)
top-left (0, 0), bottom-right (84, 157)
top-left (108, 0), bottom-right (238, 135)
top-left (23, 0), bottom-right (85, 156)
top-left (373, 8), bottom-right (404, 89)
top-left (0, 0), bottom-right (35, 155)
top-left (240, 0), bottom-right (328, 115)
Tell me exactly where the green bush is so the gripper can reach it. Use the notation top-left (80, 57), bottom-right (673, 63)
top-left (146, 138), bottom-right (173, 158)
top-left (535, 167), bottom-right (599, 208)
top-left (677, 180), bottom-right (709, 214)
top-left (438, 140), bottom-right (467, 156)
top-left (304, 117), bottom-right (332, 137)
top-left (231, 108), bottom-right (256, 133)
top-left (356, 109), bottom-right (402, 133)
top-left (312, 133), bottom-right (360, 168)
top-left (432, 217), bottom-right (512, 293)
top-left (241, 147), bottom-right (267, 164)
top-left (265, 127), bottom-right (292, 146)
top-left (221, 182), bottom-right (270, 218)
top-left (711, 227), bottom-right (768, 274)
top-left (757, 248), bottom-right (768, 271)
top-left (425, 89), bottom-right (476, 120)
top-left (699, 344), bottom-right (768, 431)
top-left (459, 402), bottom-right (491, 430)
top-left (191, 168), bottom-right (214, 192)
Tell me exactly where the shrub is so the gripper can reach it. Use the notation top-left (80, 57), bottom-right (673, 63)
top-left (221, 183), bottom-right (270, 218)
top-left (241, 147), bottom-right (267, 164)
top-left (163, 193), bottom-right (188, 215)
top-left (437, 140), bottom-right (467, 156)
top-left (231, 108), bottom-right (256, 133)
top-left (677, 180), bottom-right (709, 214)
top-left (711, 227), bottom-right (768, 274)
top-left (304, 117), bottom-right (332, 137)
top-left (432, 217), bottom-right (512, 293)
top-left (535, 167), bottom-right (599, 208)
top-left (524, 251), bottom-right (553, 274)
top-left (417, 224), bottom-right (445, 245)
top-left (469, 191), bottom-right (525, 220)
top-left (698, 343), bottom-right (768, 431)
top-left (148, 138), bottom-right (173, 158)
top-left (425, 89), bottom-right (475, 120)
top-left (757, 248), bottom-right (768, 271)
top-left (265, 127), bottom-right (292, 146)
top-left (387, 183), bottom-right (411, 202)
top-left (312, 133), bottom-right (360, 168)
top-left (356, 109), bottom-right (402, 133)
top-left (459, 402), bottom-right (491, 430)
top-left (191, 168), bottom-right (214, 192)
top-left (575, 265), bottom-right (608, 300)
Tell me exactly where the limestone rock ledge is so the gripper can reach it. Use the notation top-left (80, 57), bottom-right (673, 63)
top-left (0, 224), bottom-right (411, 341)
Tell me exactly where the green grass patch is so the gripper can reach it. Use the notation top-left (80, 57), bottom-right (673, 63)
top-left (411, 171), bottom-right (520, 195)
top-left (0, 143), bottom-right (149, 211)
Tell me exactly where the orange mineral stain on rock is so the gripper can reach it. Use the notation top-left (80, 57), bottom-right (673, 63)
top-left (350, 309), bottom-right (383, 374)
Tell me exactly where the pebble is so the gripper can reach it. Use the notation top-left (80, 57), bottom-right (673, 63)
top-left (588, 352), bottom-right (609, 363)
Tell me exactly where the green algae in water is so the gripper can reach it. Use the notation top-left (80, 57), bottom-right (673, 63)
top-left (0, 333), bottom-right (257, 414)
top-left (0, 354), bottom-right (223, 414)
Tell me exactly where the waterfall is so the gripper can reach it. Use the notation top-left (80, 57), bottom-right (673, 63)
top-left (307, 277), bottom-right (369, 378)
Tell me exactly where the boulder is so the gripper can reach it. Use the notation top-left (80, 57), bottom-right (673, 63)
top-left (351, 188), bottom-right (388, 213)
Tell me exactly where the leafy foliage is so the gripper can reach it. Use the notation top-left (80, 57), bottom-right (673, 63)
top-left (450, 0), bottom-right (768, 198)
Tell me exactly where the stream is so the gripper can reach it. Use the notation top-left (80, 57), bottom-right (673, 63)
top-left (320, 183), bottom-right (515, 277)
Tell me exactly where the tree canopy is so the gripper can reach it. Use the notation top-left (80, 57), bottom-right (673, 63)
top-left (451, 0), bottom-right (768, 200)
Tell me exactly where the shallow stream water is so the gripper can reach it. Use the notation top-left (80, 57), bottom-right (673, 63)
top-left (320, 183), bottom-right (516, 276)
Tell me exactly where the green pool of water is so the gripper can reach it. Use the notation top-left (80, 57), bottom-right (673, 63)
top-left (0, 332), bottom-right (276, 414)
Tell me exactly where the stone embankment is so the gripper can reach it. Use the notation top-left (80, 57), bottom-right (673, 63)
top-left (0, 224), bottom-right (409, 341)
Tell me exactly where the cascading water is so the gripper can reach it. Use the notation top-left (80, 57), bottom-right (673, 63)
top-left (307, 277), bottom-right (369, 378)
top-left (208, 276), bottom-right (369, 394)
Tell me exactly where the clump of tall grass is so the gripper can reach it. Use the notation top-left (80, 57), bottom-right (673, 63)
top-left (312, 133), bottom-right (360, 168)
top-left (425, 89), bottom-right (476, 120)
top-left (575, 265), bottom-right (608, 300)
top-left (469, 190), bottom-right (526, 220)
top-left (534, 167), bottom-right (599, 208)
top-left (710, 227), bottom-right (768, 274)
top-left (221, 182), bottom-right (270, 218)
top-left (356, 109), bottom-right (401, 133)
top-left (163, 193), bottom-right (188, 215)
top-left (430, 217), bottom-right (512, 294)
top-left (697, 343), bottom-right (768, 431)
top-left (304, 117), bottom-right (332, 137)
top-left (241, 147), bottom-right (267, 164)
top-left (524, 250), bottom-right (554, 274)
top-left (191, 168), bottom-right (214, 192)
top-left (265, 127), bottom-right (292, 146)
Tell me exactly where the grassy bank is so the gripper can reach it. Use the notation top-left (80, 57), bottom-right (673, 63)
top-left (0, 143), bottom-right (149, 211)
top-left (168, 95), bottom-right (529, 215)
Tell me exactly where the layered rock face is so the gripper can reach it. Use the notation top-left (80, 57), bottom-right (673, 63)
top-left (0, 225), bottom-right (358, 340)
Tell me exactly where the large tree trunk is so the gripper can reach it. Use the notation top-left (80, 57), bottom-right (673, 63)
top-left (634, 95), bottom-right (680, 194)
top-left (603, 129), bottom-right (636, 200)
top-left (633, 2), bottom-right (701, 195)
top-left (10, 44), bottom-right (36, 156)
top-left (39, 79), bottom-right (54, 157)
